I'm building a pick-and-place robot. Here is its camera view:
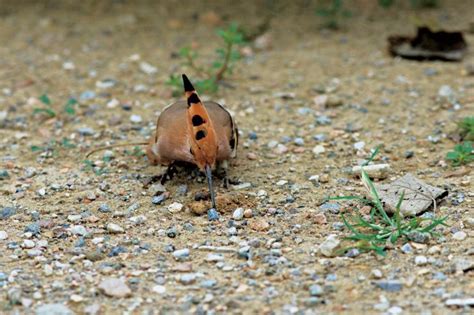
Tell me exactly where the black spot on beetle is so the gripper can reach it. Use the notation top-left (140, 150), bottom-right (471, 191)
top-left (195, 130), bottom-right (206, 140)
top-left (192, 115), bottom-right (205, 126)
top-left (187, 93), bottom-right (200, 106)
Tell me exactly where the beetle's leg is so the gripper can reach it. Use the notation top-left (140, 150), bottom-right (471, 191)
top-left (160, 162), bottom-right (178, 185)
top-left (216, 160), bottom-right (230, 189)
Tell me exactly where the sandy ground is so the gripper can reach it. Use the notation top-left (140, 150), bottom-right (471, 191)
top-left (0, 1), bottom-right (473, 314)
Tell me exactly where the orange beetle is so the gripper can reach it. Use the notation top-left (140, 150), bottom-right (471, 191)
top-left (146, 74), bottom-right (238, 210)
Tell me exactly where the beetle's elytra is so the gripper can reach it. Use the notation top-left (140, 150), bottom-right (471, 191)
top-left (146, 74), bottom-right (238, 210)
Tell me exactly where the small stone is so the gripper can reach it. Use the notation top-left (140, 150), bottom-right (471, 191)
top-left (168, 202), bottom-right (184, 213)
top-left (25, 223), bottom-right (41, 235)
top-left (374, 280), bottom-right (403, 292)
top-left (106, 223), bottom-right (124, 234)
top-left (0, 231), bottom-right (8, 240)
top-left (130, 114), bottom-right (142, 123)
top-left (233, 208), bottom-right (244, 221)
top-left (243, 209), bottom-right (253, 218)
top-left (401, 243), bottom-right (413, 254)
top-left (232, 182), bottom-right (252, 190)
top-left (99, 204), bottom-right (111, 213)
top-left (249, 218), bottom-right (270, 231)
top-left (152, 194), bottom-right (167, 205)
top-left (312, 145), bottom-right (325, 155)
top-left (445, 298), bottom-right (474, 307)
top-left (371, 269), bottom-right (383, 279)
top-left (21, 240), bottom-right (35, 248)
top-left (452, 231), bottom-right (467, 241)
top-left (354, 141), bottom-right (365, 151)
top-left (139, 62), bottom-right (158, 75)
top-left (207, 208), bottom-right (219, 221)
top-left (309, 284), bottom-right (323, 296)
top-left (98, 278), bottom-right (132, 298)
top-left (351, 164), bottom-right (391, 179)
top-left (178, 273), bottom-right (197, 285)
top-left (314, 213), bottom-right (327, 225)
top-left (319, 202), bottom-right (340, 214)
top-left (415, 255), bottom-right (428, 266)
top-left (70, 225), bottom-right (87, 236)
top-left (1, 207), bottom-right (16, 219)
top-left (318, 234), bottom-right (340, 257)
top-left (152, 285), bottom-right (166, 294)
top-left (35, 304), bottom-right (74, 315)
top-left (173, 248), bottom-right (190, 260)
top-left (70, 294), bottom-right (83, 302)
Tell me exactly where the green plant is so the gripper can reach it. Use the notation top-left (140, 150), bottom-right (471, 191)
top-left (33, 94), bottom-right (78, 118)
top-left (82, 159), bottom-right (108, 176)
top-left (410, 0), bottom-right (438, 8)
top-left (124, 146), bottom-right (145, 157)
top-left (457, 116), bottom-right (474, 141)
top-left (329, 148), bottom-right (448, 256)
top-left (166, 23), bottom-right (245, 95)
top-left (30, 138), bottom-right (76, 156)
top-left (446, 141), bottom-right (473, 166)
top-left (316, 0), bottom-right (351, 30)
top-left (33, 94), bottom-right (56, 118)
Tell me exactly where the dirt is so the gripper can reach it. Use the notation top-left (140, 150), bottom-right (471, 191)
top-left (0, 1), bottom-right (473, 314)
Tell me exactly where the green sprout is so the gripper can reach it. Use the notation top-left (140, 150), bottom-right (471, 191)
top-left (316, 0), bottom-right (352, 30)
top-left (82, 160), bottom-right (108, 176)
top-left (457, 116), bottom-right (474, 141)
top-left (33, 95), bottom-right (78, 118)
top-left (329, 148), bottom-right (448, 256)
top-left (33, 94), bottom-right (56, 118)
top-left (166, 22), bottom-right (245, 95)
top-left (446, 141), bottom-right (473, 166)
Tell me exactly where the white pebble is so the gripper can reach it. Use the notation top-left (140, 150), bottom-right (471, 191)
top-left (452, 231), bottom-right (467, 241)
top-left (0, 231), bottom-right (8, 240)
top-left (168, 202), bottom-right (184, 213)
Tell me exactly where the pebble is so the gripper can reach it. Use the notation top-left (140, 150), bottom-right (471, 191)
top-left (98, 278), bottom-right (132, 298)
top-left (312, 145), bottom-right (325, 155)
top-left (371, 269), bottom-right (383, 279)
top-left (106, 223), bottom-right (125, 234)
top-left (207, 208), bottom-right (219, 221)
top-left (168, 202), bottom-right (184, 213)
top-left (318, 234), bottom-right (340, 257)
top-left (130, 114), bottom-right (142, 123)
top-left (401, 243), bottom-right (413, 254)
top-left (232, 208), bottom-right (244, 221)
top-left (152, 285), bottom-right (166, 294)
top-left (319, 202), bottom-right (340, 214)
top-left (99, 204), bottom-right (111, 213)
top-left (351, 164), bottom-right (391, 179)
top-left (415, 255), bottom-right (428, 266)
top-left (445, 298), bottom-right (474, 307)
top-left (0, 231), bottom-right (8, 240)
top-left (152, 193), bottom-right (167, 205)
top-left (1, 207), bottom-right (16, 219)
top-left (232, 182), bottom-right (252, 190)
top-left (374, 280), bottom-right (403, 292)
top-left (452, 231), bottom-right (467, 241)
top-left (354, 141), bottom-right (365, 151)
top-left (249, 218), bottom-right (270, 231)
top-left (243, 209), bottom-right (253, 218)
top-left (70, 225), bottom-right (88, 236)
top-left (309, 284), bottom-right (324, 296)
top-left (178, 273), bottom-right (197, 285)
top-left (173, 248), bottom-right (190, 260)
top-left (25, 223), bottom-right (41, 235)
top-left (35, 304), bottom-right (74, 315)
top-left (139, 62), bottom-right (158, 75)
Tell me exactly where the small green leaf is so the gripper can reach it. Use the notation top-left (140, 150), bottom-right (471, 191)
top-left (39, 94), bottom-right (51, 105)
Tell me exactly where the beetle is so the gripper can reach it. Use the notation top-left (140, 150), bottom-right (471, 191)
top-left (145, 74), bottom-right (238, 210)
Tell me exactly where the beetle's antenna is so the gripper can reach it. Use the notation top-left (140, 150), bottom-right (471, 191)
top-left (205, 164), bottom-right (216, 209)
